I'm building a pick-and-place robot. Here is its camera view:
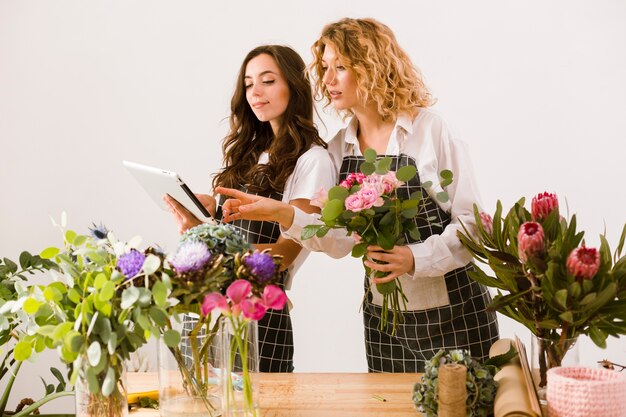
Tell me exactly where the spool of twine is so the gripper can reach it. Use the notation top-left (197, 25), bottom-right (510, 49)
top-left (438, 363), bottom-right (467, 417)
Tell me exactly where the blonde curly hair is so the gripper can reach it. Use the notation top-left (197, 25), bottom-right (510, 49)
top-left (310, 18), bottom-right (435, 121)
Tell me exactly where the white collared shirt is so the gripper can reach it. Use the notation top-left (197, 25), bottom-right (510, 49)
top-left (283, 108), bottom-right (482, 281)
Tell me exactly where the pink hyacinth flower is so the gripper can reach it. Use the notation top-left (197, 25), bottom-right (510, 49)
top-left (242, 298), bottom-right (267, 321)
top-left (480, 212), bottom-right (493, 235)
top-left (201, 293), bottom-right (228, 316)
top-left (518, 221), bottom-right (545, 262)
top-left (531, 192), bottom-right (559, 221)
top-left (310, 186), bottom-right (329, 209)
top-left (567, 246), bottom-right (600, 280)
top-left (262, 285), bottom-right (288, 310)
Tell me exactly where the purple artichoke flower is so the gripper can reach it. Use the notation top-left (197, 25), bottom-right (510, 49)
top-left (116, 249), bottom-right (145, 279)
top-left (170, 241), bottom-right (211, 273)
top-left (244, 252), bottom-right (277, 283)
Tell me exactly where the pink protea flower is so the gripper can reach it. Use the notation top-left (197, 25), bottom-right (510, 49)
top-left (567, 246), bottom-right (600, 280)
top-left (480, 212), bottom-right (493, 235)
top-left (531, 192), bottom-right (559, 221)
top-left (518, 222), bottom-right (545, 262)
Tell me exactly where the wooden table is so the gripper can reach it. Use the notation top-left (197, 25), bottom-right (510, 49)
top-left (128, 372), bottom-right (422, 416)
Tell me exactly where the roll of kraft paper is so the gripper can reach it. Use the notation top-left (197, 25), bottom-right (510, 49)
top-left (489, 339), bottom-right (538, 417)
top-left (438, 363), bottom-right (467, 417)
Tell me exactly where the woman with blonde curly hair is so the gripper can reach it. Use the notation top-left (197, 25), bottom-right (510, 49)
top-left (217, 18), bottom-right (499, 372)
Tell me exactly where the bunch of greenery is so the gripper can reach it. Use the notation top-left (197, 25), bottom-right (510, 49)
top-left (10, 218), bottom-right (177, 417)
top-left (302, 148), bottom-right (452, 335)
top-left (0, 252), bottom-right (73, 416)
top-left (413, 349), bottom-right (512, 417)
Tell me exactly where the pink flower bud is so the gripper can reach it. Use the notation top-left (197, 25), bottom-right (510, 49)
top-left (566, 246), bottom-right (600, 280)
top-left (531, 192), bottom-right (559, 221)
top-left (518, 222), bottom-right (545, 262)
top-left (480, 212), bottom-right (493, 235)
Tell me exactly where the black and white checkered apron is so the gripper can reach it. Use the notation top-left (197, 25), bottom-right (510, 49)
top-left (214, 190), bottom-right (295, 373)
top-left (339, 154), bottom-right (499, 373)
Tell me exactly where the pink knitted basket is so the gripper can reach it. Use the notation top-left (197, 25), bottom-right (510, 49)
top-left (546, 366), bottom-right (626, 417)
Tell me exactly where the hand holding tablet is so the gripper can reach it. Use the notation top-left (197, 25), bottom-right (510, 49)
top-left (123, 160), bottom-right (215, 223)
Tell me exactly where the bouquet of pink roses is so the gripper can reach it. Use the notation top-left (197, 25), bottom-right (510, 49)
top-left (302, 149), bottom-right (452, 335)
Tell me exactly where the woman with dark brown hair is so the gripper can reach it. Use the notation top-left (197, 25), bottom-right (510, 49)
top-left (165, 45), bottom-right (335, 372)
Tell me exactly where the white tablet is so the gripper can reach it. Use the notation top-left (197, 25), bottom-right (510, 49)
top-left (123, 160), bottom-right (214, 222)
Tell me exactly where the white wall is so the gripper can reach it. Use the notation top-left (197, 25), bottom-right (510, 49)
top-left (1, 0), bottom-right (625, 412)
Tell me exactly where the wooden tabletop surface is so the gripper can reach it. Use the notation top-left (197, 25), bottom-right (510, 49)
top-left (128, 372), bottom-right (422, 417)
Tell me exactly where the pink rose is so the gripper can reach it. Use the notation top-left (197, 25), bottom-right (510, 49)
top-left (567, 246), bottom-right (600, 280)
top-left (339, 180), bottom-right (352, 189)
top-left (531, 192), bottom-right (559, 221)
top-left (380, 171), bottom-right (404, 194)
top-left (358, 186), bottom-right (384, 209)
top-left (345, 194), bottom-right (366, 212)
top-left (518, 222), bottom-right (545, 262)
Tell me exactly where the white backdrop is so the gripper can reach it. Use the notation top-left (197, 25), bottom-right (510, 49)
top-left (1, 0), bottom-right (625, 412)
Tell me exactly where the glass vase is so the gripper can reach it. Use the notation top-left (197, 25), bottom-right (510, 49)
top-left (220, 317), bottom-right (259, 417)
top-left (530, 333), bottom-right (579, 403)
top-left (75, 359), bottom-right (128, 417)
top-left (158, 313), bottom-right (223, 417)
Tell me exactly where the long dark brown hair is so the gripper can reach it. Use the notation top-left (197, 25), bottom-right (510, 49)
top-left (212, 45), bottom-right (327, 195)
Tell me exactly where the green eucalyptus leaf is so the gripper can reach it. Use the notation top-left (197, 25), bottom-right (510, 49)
top-left (14, 341), bottom-right (32, 360)
top-left (86, 368), bottom-right (100, 394)
top-left (328, 186), bottom-right (349, 201)
top-left (93, 273), bottom-right (108, 290)
top-left (360, 162), bottom-right (375, 175)
top-left (363, 148), bottom-right (377, 163)
top-left (40, 247), bottom-right (60, 259)
top-left (440, 169), bottom-right (453, 180)
top-left (142, 254), bottom-right (161, 276)
top-left (87, 341), bottom-right (101, 367)
top-left (121, 286), bottom-right (140, 309)
top-left (163, 329), bottom-right (181, 347)
top-left (152, 281), bottom-right (167, 307)
top-left (99, 281), bottom-right (115, 302)
top-left (396, 165), bottom-right (417, 182)
top-left (301, 225), bottom-right (322, 240)
top-left (436, 191), bottom-right (449, 203)
top-left (321, 199), bottom-right (344, 221)
top-left (351, 243), bottom-right (368, 258)
top-left (23, 297), bottom-right (41, 314)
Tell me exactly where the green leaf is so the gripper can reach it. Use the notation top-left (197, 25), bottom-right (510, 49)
top-left (14, 341), bottom-right (32, 360)
top-left (44, 286), bottom-right (63, 303)
top-left (149, 307), bottom-right (168, 327)
top-left (436, 191), bottom-right (449, 203)
top-left (121, 287), bottom-right (140, 309)
top-left (86, 368), bottom-right (99, 394)
top-left (152, 281), bottom-right (167, 308)
top-left (163, 330), bottom-right (181, 348)
top-left (73, 235), bottom-right (87, 247)
top-left (40, 247), bottom-right (60, 259)
top-left (142, 254), bottom-right (161, 275)
top-left (559, 311), bottom-right (573, 323)
top-left (401, 207), bottom-right (419, 219)
top-left (588, 326), bottom-right (607, 348)
top-left (363, 148), bottom-right (377, 163)
top-left (554, 289), bottom-right (568, 309)
top-left (316, 226), bottom-right (330, 238)
top-left (351, 243), bottom-right (368, 258)
top-left (301, 225), bottom-right (321, 240)
top-left (137, 313), bottom-right (151, 331)
top-left (99, 281), bottom-right (115, 302)
top-left (375, 157), bottom-right (392, 174)
top-left (396, 165), bottom-right (417, 182)
top-left (440, 169), bottom-right (453, 180)
top-left (65, 230), bottom-right (77, 245)
top-left (328, 185), bottom-right (349, 201)
top-left (87, 342), bottom-right (101, 367)
top-left (360, 162), bottom-right (375, 175)
top-left (93, 273), bottom-right (108, 290)
top-left (18, 251), bottom-right (32, 269)
top-left (375, 280), bottom-right (397, 295)
top-left (23, 297), bottom-right (41, 314)
top-left (321, 199), bottom-right (344, 221)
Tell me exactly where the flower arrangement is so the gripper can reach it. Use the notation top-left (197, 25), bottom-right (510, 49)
top-left (412, 349), bottom-right (509, 417)
top-left (202, 272), bottom-right (286, 417)
top-left (302, 148), bottom-right (452, 335)
top-left (458, 192), bottom-right (626, 387)
top-left (10, 217), bottom-right (175, 417)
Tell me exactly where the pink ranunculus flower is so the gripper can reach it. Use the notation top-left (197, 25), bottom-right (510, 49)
top-left (358, 186), bottom-right (384, 209)
top-left (518, 221), bottom-right (545, 262)
top-left (344, 193), bottom-right (366, 212)
top-left (201, 293), bottom-right (228, 316)
top-left (310, 186), bottom-right (329, 209)
top-left (567, 246), bottom-right (600, 280)
top-left (261, 285), bottom-right (288, 310)
top-left (241, 298), bottom-right (267, 321)
top-left (480, 212), bottom-right (493, 235)
top-left (531, 192), bottom-right (559, 221)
